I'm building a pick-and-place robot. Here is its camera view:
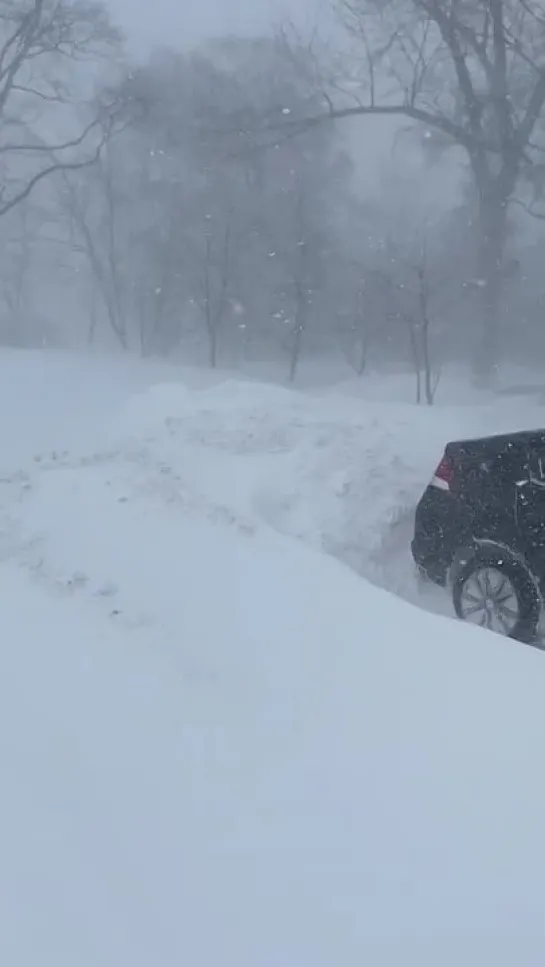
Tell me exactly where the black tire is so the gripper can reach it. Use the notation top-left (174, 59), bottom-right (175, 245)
top-left (452, 548), bottom-right (541, 644)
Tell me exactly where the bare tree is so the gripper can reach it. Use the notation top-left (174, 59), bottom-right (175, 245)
top-left (404, 309), bottom-right (423, 404)
top-left (193, 216), bottom-right (233, 369)
top-left (369, 235), bottom-right (441, 403)
top-left (351, 278), bottom-right (371, 376)
top-left (287, 184), bottom-right (311, 382)
top-left (274, 2), bottom-right (545, 377)
top-left (99, 146), bottom-right (127, 346)
top-left (0, 0), bottom-right (120, 217)
top-left (289, 267), bottom-right (308, 381)
top-left (340, 261), bottom-right (383, 377)
top-left (60, 164), bottom-right (128, 349)
top-left (413, 245), bottom-right (440, 405)
top-left (0, 200), bottom-right (32, 341)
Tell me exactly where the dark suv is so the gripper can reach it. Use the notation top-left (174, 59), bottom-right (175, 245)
top-left (411, 428), bottom-right (545, 643)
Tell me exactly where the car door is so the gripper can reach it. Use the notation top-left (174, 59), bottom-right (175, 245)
top-left (513, 440), bottom-right (545, 569)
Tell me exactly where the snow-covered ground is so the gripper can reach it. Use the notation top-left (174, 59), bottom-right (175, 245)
top-left (2, 347), bottom-right (545, 966)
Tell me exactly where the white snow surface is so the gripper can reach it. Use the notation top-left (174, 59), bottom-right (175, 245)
top-left (2, 349), bottom-right (545, 965)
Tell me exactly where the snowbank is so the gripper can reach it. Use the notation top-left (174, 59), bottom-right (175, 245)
top-left (2, 352), bottom-right (545, 963)
top-left (0, 348), bottom-right (225, 473)
top-left (2, 462), bottom-right (545, 966)
top-left (2, 349), bottom-right (544, 607)
top-left (110, 376), bottom-right (545, 586)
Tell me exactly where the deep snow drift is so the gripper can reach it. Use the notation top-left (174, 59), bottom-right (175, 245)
top-left (108, 369), bottom-right (545, 606)
top-left (2, 348), bottom-right (545, 966)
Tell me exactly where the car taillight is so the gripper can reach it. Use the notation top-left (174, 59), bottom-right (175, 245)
top-left (432, 453), bottom-right (455, 492)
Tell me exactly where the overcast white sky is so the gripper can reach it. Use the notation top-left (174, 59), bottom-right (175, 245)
top-left (105, 0), bottom-right (438, 207)
top-left (105, 0), bottom-right (453, 211)
top-left (107, 0), bottom-right (303, 52)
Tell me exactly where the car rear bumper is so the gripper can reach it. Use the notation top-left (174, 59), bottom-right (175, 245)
top-left (411, 485), bottom-right (467, 586)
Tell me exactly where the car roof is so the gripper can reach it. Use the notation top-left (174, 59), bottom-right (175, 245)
top-left (446, 428), bottom-right (545, 458)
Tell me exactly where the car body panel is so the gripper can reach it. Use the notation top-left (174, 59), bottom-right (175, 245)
top-left (412, 427), bottom-right (545, 589)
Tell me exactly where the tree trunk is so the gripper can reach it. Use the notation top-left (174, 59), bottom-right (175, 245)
top-left (104, 295), bottom-right (127, 350)
top-left (87, 280), bottom-right (98, 345)
top-left (138, 293), bottom-right (148, 357)
top-left (289, 325), bottom-right (303, 382)
top-left (422, 323), bottom-right (434, 405)
top-left (289, 285), bottom-right (307, 382)
top-left (473, 193), bottom-right (508, 381)
top-left (208, 325), bottom-right (218, 368)
top-left (406, 317), bottom-right (421, 404)
top-left (357, 326), bottom-right (368, 376)
top-left (417, 268), bottom-right (435, 405)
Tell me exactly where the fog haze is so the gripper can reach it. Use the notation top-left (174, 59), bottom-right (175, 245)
top-left (0, 0), bottom-right (543, 385)
top-left (4, 6), bottom-right (545, 964)
top-left (108, 0), bottom-right (299, 50)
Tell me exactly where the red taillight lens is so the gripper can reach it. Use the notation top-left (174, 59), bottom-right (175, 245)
top-left (433, 453), bottom-right (455, 491)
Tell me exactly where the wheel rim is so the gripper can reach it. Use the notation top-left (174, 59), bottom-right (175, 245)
top-left (459, 566), bottom-right (520, 635)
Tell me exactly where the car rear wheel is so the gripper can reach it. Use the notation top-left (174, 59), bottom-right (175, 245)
top-left (452, 552), bottom-right (541, 644)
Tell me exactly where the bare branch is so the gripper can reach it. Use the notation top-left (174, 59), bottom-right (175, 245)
top-left (12, 83), bottom-right (64, 103)
top-left (418, 1), bottom-right (486, 156)
top-left (515, 72), bottom-right (545, 159)
top-left (0, 130), bottom-right (107, 218)
top-left (0, 115), bottom-right (102, 153)
top-left (266, 101), bottom-right (487, 153)
top-left (489, 0), bottom-right (512, 151)
top-left (509, 195), bottom-right (545, 220)
top-left (0, 0), bottom-right (122, 220)
top-left (519, 0), bottom-right (545, 29)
